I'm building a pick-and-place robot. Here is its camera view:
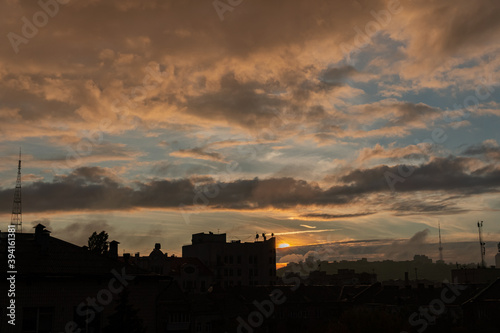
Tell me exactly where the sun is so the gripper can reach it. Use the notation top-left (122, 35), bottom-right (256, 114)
top-left (278, 243), bottom-right (290, 248)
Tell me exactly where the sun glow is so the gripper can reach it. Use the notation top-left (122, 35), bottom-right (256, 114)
top-left (278, 243), bottom-right (290, 248)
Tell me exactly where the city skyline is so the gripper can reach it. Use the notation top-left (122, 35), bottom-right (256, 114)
top-left (1, 0), bottom-right (500, 266)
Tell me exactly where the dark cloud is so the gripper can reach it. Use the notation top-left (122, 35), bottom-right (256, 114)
top-left (341, 156), bottom-right (500, 195)
top-left (320, 65), bottom-right (358, 85)
top-left (462, 141), bottom-right (500, 161)
top-left (170, 147), bottom-right (226, 163)
top-left (300, 212), bottom-right (375, 220)
top-left (1, 154), bottom-right (499, 213)
top-left (388, 102), bottom-right (441, 126)
top-left (391, 202), bottom-right (468, 216)
top-left (185, 72), bottom-right (291, 132)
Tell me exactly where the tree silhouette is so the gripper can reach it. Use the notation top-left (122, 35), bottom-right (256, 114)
top-left (88, 231), bottom-right (109, 255)
top-left (103, 288), bottom-right (146, 333)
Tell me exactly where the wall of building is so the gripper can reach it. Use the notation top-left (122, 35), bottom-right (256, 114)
top-left (182, 233), bottom-right (276, 287)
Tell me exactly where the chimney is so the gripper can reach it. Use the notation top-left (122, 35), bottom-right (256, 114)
top-left (135, 252), bottom-right (140, 258)
top-left (34, 224), bottom-right (50, 251)
top-left (155, 243), bottom-right (161, 250)
top-left (404, 272), bottom-right (409, 286)
top-left (124, 253), bottom-right (130, 263)
top-left (109, 240), bottom-right (119, 259)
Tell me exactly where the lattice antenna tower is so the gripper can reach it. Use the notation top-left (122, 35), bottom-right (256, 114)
top-left (438, 221), bottom-right (443, 262)
top-left (11, 148), bottom-right (22, 233)
top-left (477, 220), bottom-right (486, 268)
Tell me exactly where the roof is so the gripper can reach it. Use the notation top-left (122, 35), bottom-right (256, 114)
top-left (465, 278), bottom-right (500, 303)
top-left (166, 256), bottom-right (213, 276)
top-left (0, 231), bottom-right (146, 277)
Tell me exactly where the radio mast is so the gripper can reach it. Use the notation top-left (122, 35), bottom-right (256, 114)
top-left (11, 149), bottom-right (22, 233)
top-left (438, 221), bottom-right (444, 263)
top-left (477, 221), bottom-right (486, 268)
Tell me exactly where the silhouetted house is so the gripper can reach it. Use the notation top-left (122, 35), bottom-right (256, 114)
top-left (413, 254), bottom-right (433, 264)
top-left (182, 232), bottom-right (276, 287)
top-left (0, 224), bottom-right (175, 333)
top-left (307, 269), bottom-right (377, 286)
top-left (463, 278), bottom-right (500, 332)
top-left (126, 243), bottom-right (214, 293)
top-left (496, 242), bottom-right (500, 268)
top-left (452, 267), bottom-right (500, 284)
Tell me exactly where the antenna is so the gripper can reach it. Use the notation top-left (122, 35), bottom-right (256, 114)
top-left (11, 148), bottom-right (22, 233)
top-left (477, 221), bottom-right (486, 268)
top-left (438, 221), bottom-right (444, 263)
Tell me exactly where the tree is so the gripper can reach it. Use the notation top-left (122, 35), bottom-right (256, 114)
top-left (103, 288), bottom-right (146, 333)
top-left (88, 231), bottom-right (109, 255)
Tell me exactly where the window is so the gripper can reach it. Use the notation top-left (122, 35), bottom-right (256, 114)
top-left (249, 256), bottom-right (253, 264)
top-left (169, 312), bottom-right (189, 323)
top-left (23, 307), bottom-right (54, 333)
top-left (237, 255), bottom-right (241, 264)
top-left (237, 268), bottom-right (241, 276)
top-left (229, 256), bottom-right (233, 264)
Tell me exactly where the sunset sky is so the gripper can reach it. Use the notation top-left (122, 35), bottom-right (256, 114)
top-left (1, 0), bottom-right (499, 265)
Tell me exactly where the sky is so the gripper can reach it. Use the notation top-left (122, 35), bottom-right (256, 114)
top-left (1, 0), bottom-right (499, 265)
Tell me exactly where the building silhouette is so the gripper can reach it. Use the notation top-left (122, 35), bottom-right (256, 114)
top-left (182, 232), bottom-right (276, 287)
top-left (123, 242), bottom-right (214, 293)
top-left (496, 242), bottom-right (500, 268)
top-left (2, 226), bottom-right (500, 332)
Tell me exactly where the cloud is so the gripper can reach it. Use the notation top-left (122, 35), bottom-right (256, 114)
top-left (299, 212), bottom-right (375, 220)
top-left (391, 201), bottom-right (468, 216)
top-left (462, 140), bottom-right (500, 161)
top-left (170, 147), bottom-right (226, 163)
top-left (339, 156), bottom-right (500, 195)
top-left (277, 236), bottom-right (497, 264)
top-left (384, 229), bottom-right (430, 260)
top-left (0, 153), bottom-right (499, 214)
top-left (383, 0), bottom-right (500, 81)
top-left (356, 143), bottom-right (433, 165)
